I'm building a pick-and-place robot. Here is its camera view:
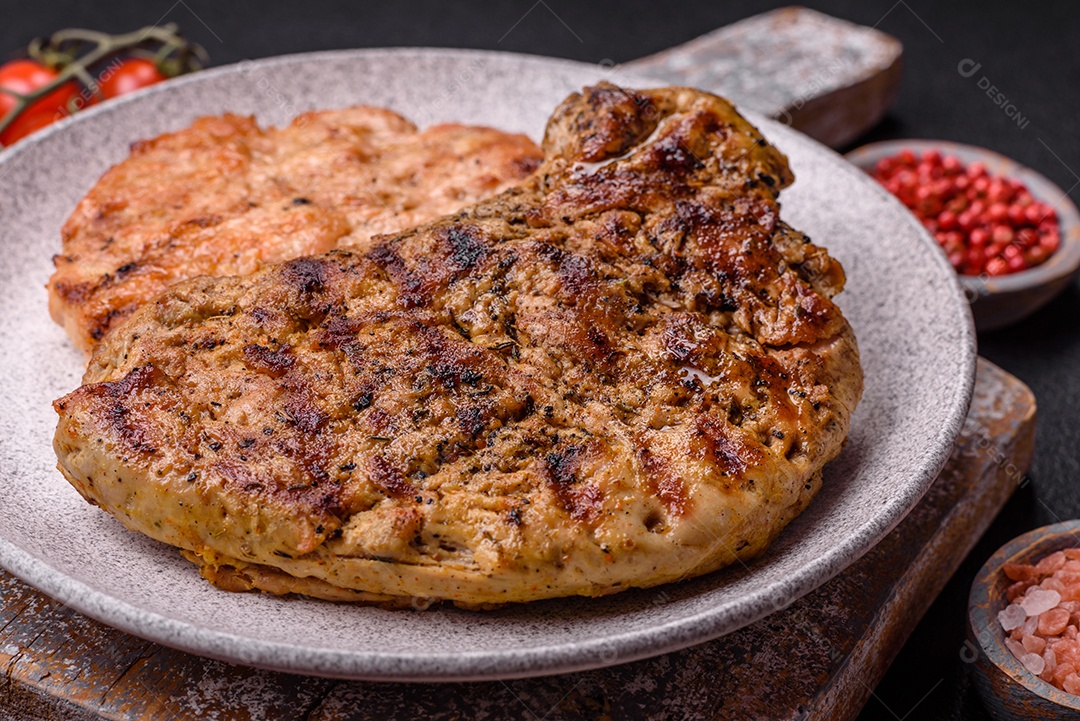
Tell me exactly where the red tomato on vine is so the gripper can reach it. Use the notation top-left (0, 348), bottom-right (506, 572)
top-left (0, 23), bottom-right (206, 147)
top-left (97, 58), bottom-right (166, 98)
top-left (0, 59), bottom-right (80, 145)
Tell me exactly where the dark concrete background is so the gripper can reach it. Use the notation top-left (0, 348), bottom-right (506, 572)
top-left (3, 1), bottom-right (1077, 718)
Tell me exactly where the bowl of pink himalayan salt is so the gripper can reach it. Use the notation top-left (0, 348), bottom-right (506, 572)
top-left (969, 520), bottom-right (1080, 719)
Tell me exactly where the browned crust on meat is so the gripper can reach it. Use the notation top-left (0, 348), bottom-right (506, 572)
top-left (53, 84), bottom-right (862, 607)
top-left (47, 107), bottom-right (542, 353)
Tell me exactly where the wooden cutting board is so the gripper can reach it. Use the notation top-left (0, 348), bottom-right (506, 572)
top-left (626, 6), bottom-right (903, 148)
top-left (2, 9), bottom-right (1021, 721)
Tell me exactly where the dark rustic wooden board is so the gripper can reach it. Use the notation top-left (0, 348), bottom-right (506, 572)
top-left (625, 6), bottom-right (904, 148)
top-left (0, 358), bottom-right (1035, 720)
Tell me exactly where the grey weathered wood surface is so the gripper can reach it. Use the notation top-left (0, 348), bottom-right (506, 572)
top-left (626, 6), bottom-right (904, 148)
top-left (0, 358), bottom-right (1035, 720)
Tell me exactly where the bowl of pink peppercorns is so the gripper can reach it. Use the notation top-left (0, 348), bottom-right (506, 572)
top-left (847, 140), bottom-right (1080, 332)
top-left (968, 520), bottom-right (1080, 719)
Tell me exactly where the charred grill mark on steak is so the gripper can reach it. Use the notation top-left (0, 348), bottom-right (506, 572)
top-left (637, 447), bottom-right (688, 518)
top-left (442, 225), bottom-right (488, 273)
top-left (367, 243), bottom-right (429, 309)
top-left (543, 444), bottom-right (602, 521)
top-left (55, 365), bottom-right (166, 454)
top-left (243, 344), bottom-right (295, 378)
top-left (369, 455), bottom-right (412, 498)
top-left (280, 257), bottom-right (328, 295)
top-left (695, 414), bottom-right (761, 478)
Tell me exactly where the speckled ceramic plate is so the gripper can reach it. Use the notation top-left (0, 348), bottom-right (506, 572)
top-left (0, 49), bottom-right (976, 681)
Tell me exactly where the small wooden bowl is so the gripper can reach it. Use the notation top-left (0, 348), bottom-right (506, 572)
top-left (968, 520), bottom-right (1080, 719)
top-left (846, 140), bottom-right (1080, 332)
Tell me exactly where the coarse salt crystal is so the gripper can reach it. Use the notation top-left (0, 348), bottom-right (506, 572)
top-left (1037, 551), bottom-right (1067, 575)
top-left (1022, 615), bottom-right (1039, 636)
top-left (1007, 581), bottom-right (1031, 602)
top-left (1039, 607), bottom-right (1071, 636)
top-left (1045, 646), bottom-right (1058, 672)
top-left (1023, 634), bottom-right (1047, 654)
top-left (1022, 652), bottom-right (1046, 676)
top-left (1004, 562), bottom-right (1039, 582)
top-left (1054, 639), bottom-right (1080, 664)
top-left (1006, 638), bottom-right (1028, 660)
top-left (998, 603), bottom-right (1027, 631)
top-left (1056, 662), bottom-right (1078, 686)
top-left (1041, 577), bottom-right (1066, 593)
top-left (1021, 588), bottom-right (1062, 616)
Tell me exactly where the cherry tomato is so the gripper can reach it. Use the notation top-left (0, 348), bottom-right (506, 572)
top-left (97, 58), bottom-right (166, 99)
top-left (1, 105), bottom-right (64, 145)
top-left (0, 59), bottom-right (80, 145)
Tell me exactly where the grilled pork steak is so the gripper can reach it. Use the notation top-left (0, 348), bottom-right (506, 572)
top-left (53, 84), bottom-right (862, 608)
top-left (48, 106), bottom-right (542, 353)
